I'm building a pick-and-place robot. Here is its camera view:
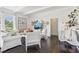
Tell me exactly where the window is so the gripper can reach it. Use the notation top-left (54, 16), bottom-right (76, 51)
top-left (4, 15), bottom-right (14, 31)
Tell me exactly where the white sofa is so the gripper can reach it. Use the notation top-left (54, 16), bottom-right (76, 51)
top-left (0, 32), bottom-right (22, 52)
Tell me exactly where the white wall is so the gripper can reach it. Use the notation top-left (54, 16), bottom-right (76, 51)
top-left (26, 6), bottom-right (76, 36)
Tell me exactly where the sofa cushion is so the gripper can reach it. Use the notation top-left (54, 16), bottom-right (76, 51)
top-left (3, 35), bottom-right (21, 42)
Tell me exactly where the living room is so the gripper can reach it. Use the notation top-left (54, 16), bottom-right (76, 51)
top-left (0, 6), bottom-right (79, 53)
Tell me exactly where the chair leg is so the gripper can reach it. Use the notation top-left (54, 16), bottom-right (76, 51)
top-left (39, 42), bottom-right (41, 48)
top-left (25, 46), bottom-right (27, 52)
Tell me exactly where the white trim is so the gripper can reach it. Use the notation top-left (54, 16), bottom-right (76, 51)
top-left (24, 6), bottom-right (52, 15)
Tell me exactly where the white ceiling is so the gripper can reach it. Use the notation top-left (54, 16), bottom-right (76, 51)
top-left (0, 6), bottom-right (74, 15)
top-left (3, 6), bottom-right (25, 12)
top-left (0, 6), bottom-right (49, 15)
top-left (17, 6), bottom-right (48, 14)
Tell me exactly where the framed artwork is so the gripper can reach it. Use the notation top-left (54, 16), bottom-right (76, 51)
top-left (4, 15), bottom-right (14, 31)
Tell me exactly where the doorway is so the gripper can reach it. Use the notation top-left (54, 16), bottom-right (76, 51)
top-left (50, 17), bottom-right (60, 52)
top-left (51, 17), bottom-right (58, 36)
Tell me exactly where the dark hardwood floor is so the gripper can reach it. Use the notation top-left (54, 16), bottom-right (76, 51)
top-left (50, 36), bottom-right (60, 53)
top-left (0, 35), bottom-right (60, 53)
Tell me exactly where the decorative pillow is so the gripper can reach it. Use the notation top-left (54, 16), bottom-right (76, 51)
top-left (1, 32), bottom-right (8, 37)
top-left (8, 31), bottom-right (17, 36)
top-left (11, 32), bottom-right (16, 36)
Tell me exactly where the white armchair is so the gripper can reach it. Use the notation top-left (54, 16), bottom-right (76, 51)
top-left (25, 31), bottom-right (41, 51)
